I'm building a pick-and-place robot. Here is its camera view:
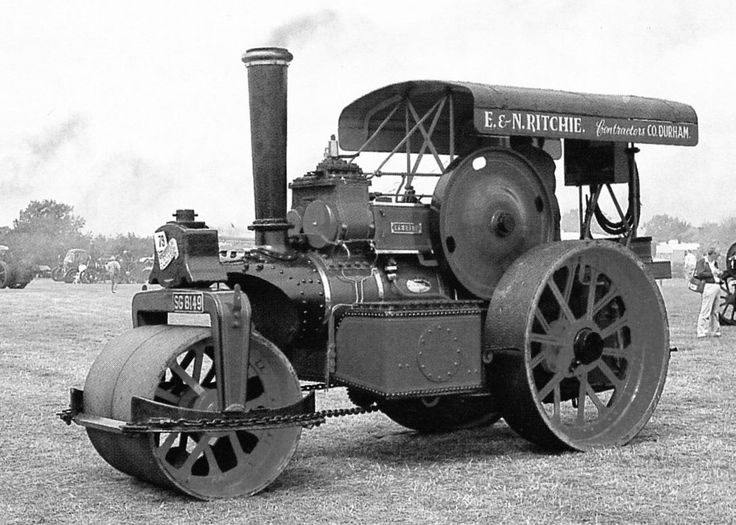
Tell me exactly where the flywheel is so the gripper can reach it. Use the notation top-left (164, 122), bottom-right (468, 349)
top-left (431, 147), bottom-right (559, 299)
top-left (486, 240), bottom-right (669, 450)
top-left (378, 394), bottom-right (500, 433)
top-left (83, 325), bottom-right (302, 499)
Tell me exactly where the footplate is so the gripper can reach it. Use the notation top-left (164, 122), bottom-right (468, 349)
top-left (60, 388), bottom-right (320, 433)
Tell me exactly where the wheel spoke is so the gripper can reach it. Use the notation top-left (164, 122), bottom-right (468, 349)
top-left (202, 444), bottom-right (222, 476)
top-left (155, 387), bottom-right (180, 404)
top-left (530, 332), bottom-right (564, 347)
top-left (599, 315), bottom-right (629, 340)
top-left (229, 431), bottom-right (259, 462)
top-left (155, 432), bottom-right (179, 460)
top-left (596, 359), bottom-right (626, 389)
top-left (537, 371), bottom-right (565, 401)
top-left (179, 350), bottom-right (196, 371)
top-left (202, 366), bottom-right (216, 388)
top-left (179, 437), bottom-right (208, 476)
top-left (530, 350), bottom-right (547, 369)
top-left (576, 378), bottom-right (587, 424)
top-left (548, 279), bottom-right (576, 323)
top-left (591, 287), bottom-right (619, 317)
top-left (585, 268), bottom-right (600, 320)
top-left (534, 307), bottom-right (551, 334)
top-left (584, 380), bottom-right (609, 415)
top-left (562, 264), bottom-right (576, 304)
top-left (191, 350), bottom-right (204, 382)
top-left (602, 346), bottom-right (627, 359)
top-left (552, 382), bottom-right (561, 422)
top-left (170, 362), bottom-right (206, 396)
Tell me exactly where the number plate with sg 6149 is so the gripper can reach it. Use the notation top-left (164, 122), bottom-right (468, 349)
top-left (172, 292), bottom-right (204, 313)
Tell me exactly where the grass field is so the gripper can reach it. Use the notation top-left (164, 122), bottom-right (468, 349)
top-left (1, 278), bottom-right (735, 524)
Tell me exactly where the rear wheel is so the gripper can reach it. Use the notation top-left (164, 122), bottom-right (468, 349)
top-left (719, 278), bottom-right (736, 326)
top-left (84, 325), bottom-right (302, 499)
top-left (51, 266), bottom-right (65, 281)
top-left (0, 261), bottom-right (8, 288)
top-left (487, 241), bottom-right (669, 450)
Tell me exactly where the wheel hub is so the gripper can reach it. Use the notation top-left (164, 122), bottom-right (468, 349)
top-left (573, 328), bottom-right (604, 366)
top-left (538, 320), bottom-right (604, 376)
top-left (492, 210), bottom-right (516, 237)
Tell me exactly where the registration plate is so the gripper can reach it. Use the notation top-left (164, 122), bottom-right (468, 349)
top-left (172, 292), bottom-right (204, 313)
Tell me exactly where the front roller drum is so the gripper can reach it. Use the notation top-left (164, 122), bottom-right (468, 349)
top-left (83, 324), bottom-right (302, 499)
top-left (487, 240), bottom-right (669, 450)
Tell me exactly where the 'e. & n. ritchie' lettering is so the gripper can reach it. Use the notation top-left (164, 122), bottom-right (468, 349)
top-left (484, 111), bottom-right (583, 134)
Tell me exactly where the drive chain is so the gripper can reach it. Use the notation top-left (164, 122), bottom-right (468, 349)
top-left (120, 384), bottom-right (379, 433)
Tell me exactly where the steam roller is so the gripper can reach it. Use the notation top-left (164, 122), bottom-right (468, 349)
top-left (60, 46), bottom-right (698, 498)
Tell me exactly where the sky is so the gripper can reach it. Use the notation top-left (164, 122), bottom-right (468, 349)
top-left (1, 1), bottom-right (734, 236)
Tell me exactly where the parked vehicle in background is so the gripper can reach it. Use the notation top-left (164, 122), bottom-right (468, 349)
top-left (52, 249), bottom-right (91, 283)
top-left (0, 245), bottom-right (34, 289)
top-left (36, 265), bottom-right (52, 278)
top-left (138, 256), bottom-right (154, 283)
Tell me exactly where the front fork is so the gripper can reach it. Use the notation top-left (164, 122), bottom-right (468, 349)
top-left (133, 284), bottom-right (251, 411)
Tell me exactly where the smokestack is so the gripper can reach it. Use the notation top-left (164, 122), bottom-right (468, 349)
top-left (242, 47), bottom-right (293, 249)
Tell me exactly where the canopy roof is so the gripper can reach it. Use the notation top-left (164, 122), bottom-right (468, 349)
top-left (338, 81), bottom-right (698, 154)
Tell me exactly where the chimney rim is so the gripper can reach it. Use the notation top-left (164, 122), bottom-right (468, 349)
top-left (242, 47), bottom-right (293, 67)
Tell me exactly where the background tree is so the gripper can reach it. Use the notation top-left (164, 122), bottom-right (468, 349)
top-left (642, 214), bottom-right (692, 243)
top-left (12, 199), bottom-right (86, 235)
top-left (3, 200), bottom-right (88, 266)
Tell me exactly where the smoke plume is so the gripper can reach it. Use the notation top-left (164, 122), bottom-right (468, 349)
top-left (25, 114), bottom-right (87, 164)
top-left (268, 11), bottom-right (338, 47)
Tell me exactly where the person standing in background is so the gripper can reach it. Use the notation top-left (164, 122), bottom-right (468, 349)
top-left (694, 247), bottom-right (722, 338)
top-left (683, 249), bottom-right (697, 279)
top-left (105, 256), bottom-right (121, 293)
